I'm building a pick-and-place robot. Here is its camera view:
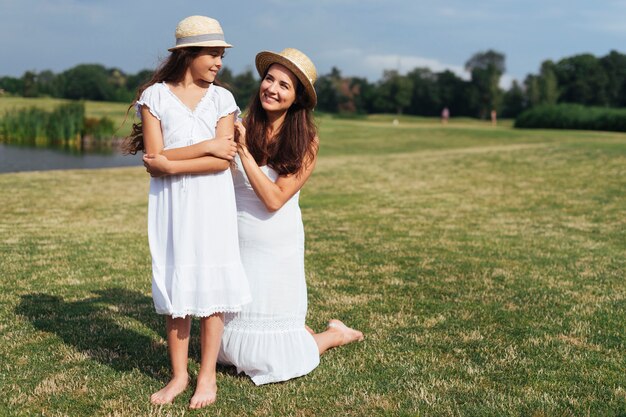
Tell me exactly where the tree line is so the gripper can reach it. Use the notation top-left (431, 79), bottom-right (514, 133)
top-left (2, 49), bottom-right (625, 118)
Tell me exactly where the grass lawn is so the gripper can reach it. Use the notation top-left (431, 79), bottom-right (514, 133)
top-left (1, 114), bottom-right (625, 416)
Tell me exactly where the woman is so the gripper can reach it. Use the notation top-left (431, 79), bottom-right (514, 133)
top-left (144, 48), bottom-right (363, 386)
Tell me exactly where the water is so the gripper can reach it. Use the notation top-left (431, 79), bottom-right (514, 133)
top-left (0, 144), bottom-right (143, 173)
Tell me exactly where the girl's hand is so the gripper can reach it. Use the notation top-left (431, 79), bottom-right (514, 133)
top-left (143, 153), bottom-right (171, 177)
top-left (234, 120), bottom-right (248, 150)
top-left (206, 136), bottom-right (237, 160)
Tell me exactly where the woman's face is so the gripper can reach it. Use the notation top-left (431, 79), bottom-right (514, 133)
top-left (259, 64), bottom-right (299, 113)
top-left (189, 47), bottom-right (225, 83)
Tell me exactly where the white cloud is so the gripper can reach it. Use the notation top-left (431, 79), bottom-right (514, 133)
top-left (363, 53), bottom-right (470, 79)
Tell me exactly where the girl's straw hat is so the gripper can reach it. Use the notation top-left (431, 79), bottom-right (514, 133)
top-left (255, 48), bottom-right (318, 109)
top-left (168, 16), bottom-right (232, 51)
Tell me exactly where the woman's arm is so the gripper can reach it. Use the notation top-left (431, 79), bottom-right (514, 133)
top-left (141, 107), bottom-right (231, 175)
top-left (235, 121), bottom-right (318, 212)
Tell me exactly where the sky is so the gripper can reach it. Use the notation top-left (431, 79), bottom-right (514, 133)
top-left (2, 0), bottom-right (626, 88)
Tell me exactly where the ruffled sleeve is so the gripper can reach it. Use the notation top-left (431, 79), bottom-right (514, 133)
top-left (214, 86), bottom-right (240, 120)
top-left (135, 84), bottom-right (162, 121)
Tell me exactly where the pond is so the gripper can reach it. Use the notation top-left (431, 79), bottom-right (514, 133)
top-left (0, 144), bottom-right (143, 174)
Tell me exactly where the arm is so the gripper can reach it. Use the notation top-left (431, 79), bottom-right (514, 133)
top-left (236, 121), bottom-right (318, 212)
top-left (141, 107), bottom-right (232, 175)
top-left (160, 113), bottom-right (238, 161)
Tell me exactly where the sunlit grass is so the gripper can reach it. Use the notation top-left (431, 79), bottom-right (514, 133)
top-left (1, 115), bottom-right (625, 416)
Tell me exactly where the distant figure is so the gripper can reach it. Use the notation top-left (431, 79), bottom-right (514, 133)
top-left (441, 107), bottom-right (450, 125)
top-left (392, 118), bottom-right (399, 126)
top-left (491, 109), bottom-right (497, 126)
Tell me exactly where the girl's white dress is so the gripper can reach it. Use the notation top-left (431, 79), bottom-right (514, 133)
top-left (136, 82), bottom-right (251, 318)
top-left (218, 155), bottom-right (320, 385)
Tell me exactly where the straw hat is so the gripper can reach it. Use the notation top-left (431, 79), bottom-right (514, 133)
top-left (168, 16), bottom-right (232, 51)
top-left (255, 48), bottom-right (317, 109)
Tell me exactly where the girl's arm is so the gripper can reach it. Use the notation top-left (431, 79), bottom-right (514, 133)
top-left (235, 121), bottom-right (318, 212)
top-left (141, 106), bottom-right (231, 175)
top-left (159, 113), bottom-right (238, 161)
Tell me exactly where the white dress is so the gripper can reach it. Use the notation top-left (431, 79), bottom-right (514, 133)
top-left (136, 82), bottom-right (251, 318)
top-left (218, 155), bottom-right (320, 385)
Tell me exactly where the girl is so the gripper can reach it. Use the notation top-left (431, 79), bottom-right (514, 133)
top-left (145, 48), bottom-right (363, 386)
top-left (125, 16), bottom-right (250, 409)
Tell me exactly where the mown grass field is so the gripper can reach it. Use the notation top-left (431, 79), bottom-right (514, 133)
top-left (1, 111), bottom-right (625, 416)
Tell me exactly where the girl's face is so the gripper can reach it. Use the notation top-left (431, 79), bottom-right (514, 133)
top-left (189, 47), bottom-right (225, 83)
top-left (259, 64), bottom-right (299, 113)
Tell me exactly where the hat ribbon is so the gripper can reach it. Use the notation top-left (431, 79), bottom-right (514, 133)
top-left (176, 33), bottom-right (225, 46)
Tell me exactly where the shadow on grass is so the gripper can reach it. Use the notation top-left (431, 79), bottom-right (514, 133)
top-left (16, 288), bottom-right (169, 380)
top-left (15, 288), bottom-right (244, 381)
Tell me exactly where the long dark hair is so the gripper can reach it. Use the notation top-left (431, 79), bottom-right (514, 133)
top-left (244, 72), bottom-right (317, 176)
top-left (123, 47), bottom-right (217, 154)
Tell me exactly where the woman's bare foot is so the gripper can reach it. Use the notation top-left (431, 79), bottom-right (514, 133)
top-left (189, 375), bottom-right (217, 409)
top-left (327, 319), bottom-right (364, 346)
top-left (150, 375), bottom-right (189, 405)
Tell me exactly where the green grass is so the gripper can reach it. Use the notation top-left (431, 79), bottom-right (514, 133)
top-left (1, 113), bottom-right (626, 416)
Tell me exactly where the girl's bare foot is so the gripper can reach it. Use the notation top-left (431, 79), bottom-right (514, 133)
top-left (150, 375), bottom-right (189, 405)
top-left (327, 319), bottom-right (364, 345)
top-left (189, 375), bottom-right (217, 409)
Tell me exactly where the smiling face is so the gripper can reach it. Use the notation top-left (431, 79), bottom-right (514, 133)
top-left (259, 63), bottom-right (299, 113)
top-left (188, 47), bottom-right (225, 83)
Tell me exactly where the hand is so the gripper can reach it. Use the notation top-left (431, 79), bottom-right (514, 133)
top-left (206, 135), bottom-right (237, 160)
top-left (143, 153), bottom-right (171, 177)
top-left (234, 121), bottom-right (248, 150)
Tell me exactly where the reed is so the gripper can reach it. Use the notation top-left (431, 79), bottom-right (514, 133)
top-left (0, 102), bottom-right (115, 150)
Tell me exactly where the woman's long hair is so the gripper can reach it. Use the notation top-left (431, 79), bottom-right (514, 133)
top-left (123, 47), bottom-right (212, 154)
top-left (244, 73), bottom-right (317, 176)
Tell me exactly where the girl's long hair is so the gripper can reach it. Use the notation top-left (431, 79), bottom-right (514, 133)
top-left (123, 47), bottom-right (214, 154)
top-left (244, 72), bottom-right (317, 176)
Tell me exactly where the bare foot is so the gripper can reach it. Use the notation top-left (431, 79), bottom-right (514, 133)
top-left (189, 375), bottom-right (217, 409)
top-left (150, 375), bottom-right (188, 405)
top-left (327, 319), bottom-right (364, 346)
top-left (305, 324), bottom-right (315, 335)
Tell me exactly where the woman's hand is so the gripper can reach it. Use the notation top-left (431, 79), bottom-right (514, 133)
top-left (205, 135), bottom-right (237, 160)
top-left (234, 120), bottom-right (248, 151)
top-left (143, 153), bottom-right (171, 177)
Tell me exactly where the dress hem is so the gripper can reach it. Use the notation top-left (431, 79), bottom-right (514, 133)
top-left (155, 297), bottom-right (252, 319)
top-left (249, 360), bottom-right (320, 385)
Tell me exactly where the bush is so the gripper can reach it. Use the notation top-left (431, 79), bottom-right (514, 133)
top-left (515, 104), bottom-right (626, 132)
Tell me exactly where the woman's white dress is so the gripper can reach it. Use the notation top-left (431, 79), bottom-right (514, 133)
top-left (136, 82), bottom-right (251, 318)
top-left (218, 155), bottom-right (320, 385)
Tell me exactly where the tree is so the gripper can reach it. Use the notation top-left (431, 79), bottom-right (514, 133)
top-left (316, 67), bottom-right (342, 113)
top-left (538, 60), bottom-right (559, 105)
top-left (22, 71), bottom-right (38, 97)
top-left (501, 80), bottom-right (526, 118)
top-left (553, 54), bottom-right (608, 106)
top-left (376, 70), bottom-right (413, 114)
top-left (600, 50), bottom-right (626, 106)
top-left (126, 69), bottom-right (153, 95)
top-left (59, 64), bottom-right (115, 101)
top-left (405, 68), bottom-right (440, 116)
top-left (36, 70), bottom-right (60, 97)
top-left (232, 68), bottom-right (259, 110)
top-left (465, 50), bottom-right (505, 118)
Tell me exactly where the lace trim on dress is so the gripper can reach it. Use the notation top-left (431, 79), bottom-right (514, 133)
top-left (157, 302), bottom-right (250, 319)
top-left (135, 101), bottom-right (160, 121)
